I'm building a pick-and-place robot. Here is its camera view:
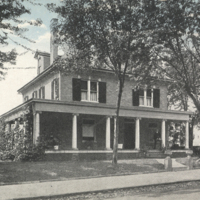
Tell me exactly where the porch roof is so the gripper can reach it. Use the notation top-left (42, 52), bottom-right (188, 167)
top-left (1, 99), bottom-right (192, 122)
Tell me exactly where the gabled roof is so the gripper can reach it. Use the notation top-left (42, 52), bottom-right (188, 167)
top-left (17, 64), bottom-right (54, 93)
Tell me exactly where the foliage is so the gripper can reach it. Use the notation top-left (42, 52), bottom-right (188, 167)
top-left (47, 0), bottom-right (155, 164)
top-left (167, 122), bottom-right (186, 150)
top-left (0, 0), bottom-right (42, 80)
top-left (168, 82), bottom-right (189, 111)
top-left (147, 0), bottom-right (200, 112)
top-left (0, 104), bottom-right (45, 161)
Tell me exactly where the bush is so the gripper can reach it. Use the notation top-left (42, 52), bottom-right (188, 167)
top-left (0, 105), bottom-right (46, 162)
top-left (19, 142), bottom-right (46, 161)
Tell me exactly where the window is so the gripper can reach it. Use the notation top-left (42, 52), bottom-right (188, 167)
top-left (139, 89), bottom-right (153, 107)
top-left (90, 82), bottom-right (97, 101)
top-left (81, 80), bottom-right (98, 102)
top-left (51, 78), bottom-right (59, 100)
top-left (139, 89), bottom-right (144, 106)
top-left (81, 80), bottom-right (88, 100)
top-left (132, 88), bottom-right (160, 108)
top-left (82, 119), bottom-right (95, 141)
top-left (32, 91), bottom-right (37, 98)
top-left (73, 78), bottom-right (106, 103)
top-left (146, 89), bottom-right (152, 106)
top-left (39, 86), bottom-right (45, 99)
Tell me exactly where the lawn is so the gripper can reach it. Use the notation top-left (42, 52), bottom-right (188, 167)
top-left (176, 157), bottom-right (200, 167)
top-left (0, 159), bottom-right (164, 185)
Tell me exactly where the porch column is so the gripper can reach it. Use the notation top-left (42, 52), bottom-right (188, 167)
top-left (72, 114), bottom-right (78, 150)
top-left (14, 119), bottom-right (19, 129)
top-left (161, 119), bottom-right (166, 148)
top-left (106, 116), bottom-right (111, 150)
top-left (185, 121), bottom-right (189, 149)
top-left (33, 112), bottom-right (40, 145)
top-left (23, 120), bottom-right (27, 135)
top-left (6, 122), bottom-right (11, 133)
top-left (135, 118), bottom-right (141, 150)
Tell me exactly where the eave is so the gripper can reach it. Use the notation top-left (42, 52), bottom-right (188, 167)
top-left (17, 63), bottom-right (171, 94)
top-left (1, 99), bottom-right (193, 122)
top-left (17, 64), bottom-right (55, 93)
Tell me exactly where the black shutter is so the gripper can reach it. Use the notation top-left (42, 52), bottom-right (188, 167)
top-left (39, 88), bottom-right (41, 99)
top-left (153, 89), bottom-right (160, 108)
top-left (132, 89), bottom-right (139, 106)
top-left (42, 86), bottom-right (45, 99)
top-left (72, 78), bottom-right (81, 101)
top-left (51, 80), bottom-right (54, 100)
top-left (35, 91), bottom-right (37, 98)
top-left (99, 82), bottom-right (106, 103)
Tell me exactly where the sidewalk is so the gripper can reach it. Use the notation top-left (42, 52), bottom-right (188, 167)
top-left (1, 168), bottom-right (200, 200)
top-left (156, 158), bottom-right (187, 168)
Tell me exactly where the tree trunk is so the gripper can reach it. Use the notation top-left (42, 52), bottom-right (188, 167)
top-left (187, 91), bottom-right (200, 113)
top-left (112, 79), bottom-right (124, 165)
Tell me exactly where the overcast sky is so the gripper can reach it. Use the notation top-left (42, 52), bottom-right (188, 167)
top-left (0, 0), bottom-right (62, 115)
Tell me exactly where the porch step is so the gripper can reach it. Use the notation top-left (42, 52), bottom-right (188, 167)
top-left (146, 150), bottom-right (165, 158)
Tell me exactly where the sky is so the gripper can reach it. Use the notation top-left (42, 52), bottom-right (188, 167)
top-left (0, 0), bottom-right (62, 115)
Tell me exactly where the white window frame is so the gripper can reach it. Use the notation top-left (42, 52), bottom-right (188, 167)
top-left (52, 78), bottom-right (59, 100)
top-left (139, 89), bottom-right (153, 107)
top-left (81, 78), bottom-right (99, 103)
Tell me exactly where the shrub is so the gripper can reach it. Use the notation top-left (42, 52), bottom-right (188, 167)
top-left (0, 105), bottom-right (45, 162)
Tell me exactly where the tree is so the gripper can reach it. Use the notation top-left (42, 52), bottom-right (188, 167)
top-left (47, 0), bottom-right (154, 164)
top-left (148, 0), bottom-right (200, 113)
top-left (168, 82), bottom-right (189, 111)
top-left (0, 0), bottom-right (42, 80)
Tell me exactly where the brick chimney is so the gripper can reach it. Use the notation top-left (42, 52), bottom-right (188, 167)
top-left (50, 33), bottom-right (58, 65)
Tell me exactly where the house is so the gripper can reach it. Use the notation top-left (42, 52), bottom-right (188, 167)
top-left (0, 35), bottom-right (193, 160)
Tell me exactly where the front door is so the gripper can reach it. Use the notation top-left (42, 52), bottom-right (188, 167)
top-left (124, 119), bottom-right (135, 149)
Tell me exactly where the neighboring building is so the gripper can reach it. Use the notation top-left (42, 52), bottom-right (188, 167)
top-left (0, 36), bottom-right (193, 160)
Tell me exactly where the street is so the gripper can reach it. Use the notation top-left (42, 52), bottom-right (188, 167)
top-left (30, 181), bottom-right (200, 200)
top-left (107, 188), bottom-right (200, 200)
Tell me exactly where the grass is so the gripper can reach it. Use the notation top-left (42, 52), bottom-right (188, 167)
top-left (0, 159), bottom-right (164, 185)
top-left (176, 157), bottom-right (200, 167)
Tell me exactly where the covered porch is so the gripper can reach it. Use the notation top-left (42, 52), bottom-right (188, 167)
top-left (1, 99), bottom-right (192, 160)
